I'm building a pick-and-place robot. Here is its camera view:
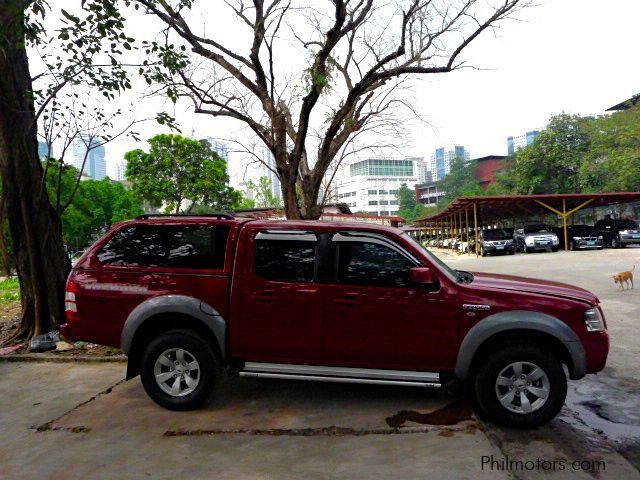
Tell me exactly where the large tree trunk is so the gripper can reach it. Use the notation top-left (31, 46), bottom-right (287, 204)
top-left (0, 3), bottom-right (71, 341)
top-left (280, 169), bottom-right (303, 220)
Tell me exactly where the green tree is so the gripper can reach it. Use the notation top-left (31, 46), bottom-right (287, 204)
top-left (125, 135), bottom-right (237, 213)
top-left (397, 183), bottom-right (417, 212)
top-left (247, 176), bottom-right (282, 208)
top-left (511, 114), bottom-right (591, 194)
top-left (438, 156), bottom-right (484, 208)
top-left (578, 107), bottom-right (640, 192)
top-left (44, 165), bottom-right (144, 249)
top-left (396, 184), bottom-right (436, 223)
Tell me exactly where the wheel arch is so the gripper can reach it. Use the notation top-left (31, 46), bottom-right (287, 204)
top-left (455, 310), bottom-right (586, 381)
top-left (122, 295), bottom-right (226, 380)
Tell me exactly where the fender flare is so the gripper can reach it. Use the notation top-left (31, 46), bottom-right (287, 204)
top-left (121, 295), bottom-right (226, 359)
top-left (454, 310), bottom-right (586, 380)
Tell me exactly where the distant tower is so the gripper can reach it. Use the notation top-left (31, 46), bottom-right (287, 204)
top-left (204, 137), bottom-right (230, 162)
top-left (507, 130), bottom-right (540, 155)
top-left (71, 137), bottom-right (106, 180)
top-left (37, 141), bottom-right (54, 160)
top-left (429, 144), bottom-right (470, 181)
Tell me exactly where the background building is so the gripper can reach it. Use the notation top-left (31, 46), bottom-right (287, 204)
top-left (70, 138), bottom-right (106, 180)
top-left (205, 137), bottom-right (229, 162)
top-left (507, 130), bottom-right (540, 155)
top-left (429, 144), bottom-right (470, 181)
top-left (335, 158), bottom-right (419, 215)
top-left (37, 141), bottom-right (53, 160)
top-left (606, 92), bottom-right (640, 111)
top-left (111, 160), bottom-right (127, 181)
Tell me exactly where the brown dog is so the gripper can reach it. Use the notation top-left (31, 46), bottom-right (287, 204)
top-left (613, 265), bottom-right (635, 290)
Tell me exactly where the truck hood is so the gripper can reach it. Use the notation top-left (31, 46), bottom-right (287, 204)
top-left (470, 272), bottom-right (598, 305)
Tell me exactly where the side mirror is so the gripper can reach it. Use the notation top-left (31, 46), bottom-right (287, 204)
top-left (410, 267), bottom-right (438, 290)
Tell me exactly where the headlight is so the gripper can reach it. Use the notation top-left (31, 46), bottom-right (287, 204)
top-left (620, 230), bottom-right (629, 235)
top-left (483, 241), bottom-right (492, 246)
top-left (552, 236), bottom-right (559, 244)
top-left (598, 236), bottom-right (603, 240)
top-left (573, 236), bottom-right (583, 240)
top-left (584, 308), bottom-right (605, 332)
top-left (525, 238), bottom-right (534, 245)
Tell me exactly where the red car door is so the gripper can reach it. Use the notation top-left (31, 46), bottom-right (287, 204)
top-left (230, 228), bottom-right (325, 363)
top-left (323, 231), bottom-right (459, 371)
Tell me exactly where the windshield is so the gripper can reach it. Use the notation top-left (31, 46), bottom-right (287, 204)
top-left (570, 225), bottom-right (594, 236)
top-left (524, 224), bottom-right (550, 234)
top-left (403, 233), bottom-right (467, 282)
top-left (617, 220), bottom-right (639, 229)
top-left (483, 229), bottom-right (513, 240)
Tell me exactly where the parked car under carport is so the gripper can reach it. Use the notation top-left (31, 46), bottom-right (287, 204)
top-left (554, 225), bottom-right (603, 251)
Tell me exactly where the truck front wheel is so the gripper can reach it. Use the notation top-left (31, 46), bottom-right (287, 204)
top-left (473, 345), bottom-right (566, 428)
top-left (140, 329), bottom-right (219, 411)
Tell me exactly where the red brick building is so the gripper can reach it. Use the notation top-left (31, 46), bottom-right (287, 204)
top-left (474, 155), bottom-right (507, 190)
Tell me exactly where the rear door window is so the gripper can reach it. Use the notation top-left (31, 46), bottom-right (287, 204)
top-left (97, 225), bottom-right (229, 269)
top-left (254, 232), bottom-right (318, 282)
top-left (167, 226), bottom-right (229, 269)
top-left (97, 226), bottom-right (166, 266)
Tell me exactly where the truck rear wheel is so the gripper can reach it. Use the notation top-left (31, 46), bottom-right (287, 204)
top-left (473, 345), bottom-right (566, 428)
top-left (140, 329), bottom-right (219, 411)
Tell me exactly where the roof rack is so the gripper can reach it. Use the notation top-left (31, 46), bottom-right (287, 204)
top-left (136, 213), bottom-right (235, 220)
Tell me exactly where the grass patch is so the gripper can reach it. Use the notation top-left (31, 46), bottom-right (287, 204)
top-left (0, 278), bottom-right (20, 303)
top-left (0, 278), bottom-right (19, 291)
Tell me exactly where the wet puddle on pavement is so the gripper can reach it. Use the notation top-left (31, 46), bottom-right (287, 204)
top-left (385, 399), bottom-right (473, 428)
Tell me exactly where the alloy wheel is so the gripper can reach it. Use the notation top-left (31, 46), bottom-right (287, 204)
top-left (154, 348), bottom-right (201, 397)
top-left (494, 361), bottom-right (550, 414)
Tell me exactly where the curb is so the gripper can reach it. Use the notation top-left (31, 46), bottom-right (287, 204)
top-left (0, 354), bottom-right (127, 363)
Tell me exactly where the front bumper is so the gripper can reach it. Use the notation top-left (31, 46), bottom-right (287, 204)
top-left (483, 243), bottom-right (515, 254)
top-left (619, 234), bottom-right (640, 245)
top-left (573, 239), bottom-right (603, 249)
top-left (526, 242), bottom-right (558, 250)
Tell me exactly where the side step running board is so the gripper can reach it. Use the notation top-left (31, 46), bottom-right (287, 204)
top-left (239, 362), bottom-right (442, 388)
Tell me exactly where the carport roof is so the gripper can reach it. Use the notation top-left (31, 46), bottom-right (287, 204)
top-left (414, 192), bottom-right (640, 226)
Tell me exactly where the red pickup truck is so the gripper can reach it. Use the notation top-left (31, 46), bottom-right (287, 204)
top-left (61, 214), bottom-right (609, 428)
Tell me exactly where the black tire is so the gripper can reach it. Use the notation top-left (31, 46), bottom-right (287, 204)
top-left (481, 246), bottom-right (487, 257)
top-left (473, 345), bottom-right (567, 428)
top-left (140, 329), bottom-right (219, 411)
top-left (552, 247), bottom-right (558, 252)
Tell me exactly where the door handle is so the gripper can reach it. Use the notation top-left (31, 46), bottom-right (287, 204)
top-left (149, 278), bottom-right (177, 290)
top-left (334, 293), bottom-right (361, 306)
top-left (253, 290), bottom-right (275, 302)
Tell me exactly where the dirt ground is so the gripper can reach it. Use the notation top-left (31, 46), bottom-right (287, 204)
top-left (0, 301), bottom-right (121, 357)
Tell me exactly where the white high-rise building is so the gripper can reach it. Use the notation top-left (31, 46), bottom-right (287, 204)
top-left (70, 137), bottom-right (107, 180)
top-left (205, 137), bottom-right (229, 162)
top-left (507, 130), bottom-right (540, 155)
top-left (335, 158), bottom-right (420, 216)
top-left (428, 144), bottom-right (470, 181)
top-left (111, 160), bottom-right (127, 181)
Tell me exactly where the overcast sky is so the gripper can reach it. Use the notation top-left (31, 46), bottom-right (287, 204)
top-left (100, 0), bottom-right (640, 179)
